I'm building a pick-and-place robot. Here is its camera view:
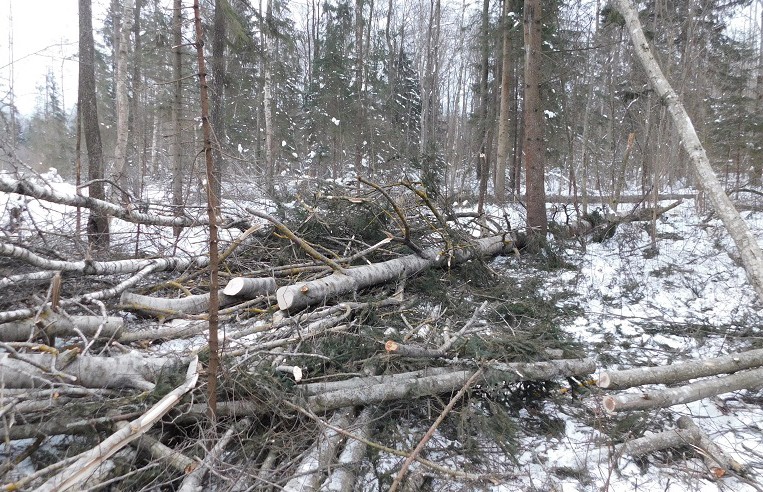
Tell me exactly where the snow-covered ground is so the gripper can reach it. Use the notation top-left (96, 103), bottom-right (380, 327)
top-left (493, 199), bottom-right (763, 491)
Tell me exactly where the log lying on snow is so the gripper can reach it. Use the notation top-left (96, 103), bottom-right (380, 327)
top-left (0, 312), bottom-right (124, 342)
top-left (0, 351), bottom-right (181, 390)
top-left (277, 234), bottom-right (512, 311)
top-left (120, 290), bottom-right (242, 316)
top-left (602, 366), bottom-right (763, 414)
top-left (307, 358), bottom-right (595, 413)
top-left (617, 416), bottom-right (745, 475)
top-left (598, 347), bottom-right (763, 389)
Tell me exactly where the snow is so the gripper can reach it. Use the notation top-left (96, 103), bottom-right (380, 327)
top-left (2, 173), bottom-right (763, 490)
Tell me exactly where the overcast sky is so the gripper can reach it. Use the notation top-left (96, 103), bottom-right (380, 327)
top-left (0, 0), bottom-right (81, 116)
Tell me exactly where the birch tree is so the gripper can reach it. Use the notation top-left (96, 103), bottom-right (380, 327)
top-left (615, 0), bottom-right (763, 302)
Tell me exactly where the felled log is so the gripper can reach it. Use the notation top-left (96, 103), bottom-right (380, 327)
top-left (276, 235), bottom-right (512, 311)
top-left (320, 407), bottom-right (374, 492)
top-left (283, 410), bottom-right (353, 492)
top-left (120, 290), bottom-right (241, 316)
top-left (598, 347), bottom-right (763, 389)
top-left (0, 351), bottom-right (182, 390)
top-left (307, 358), bottom-right (595, 413)
top-left (34, 357), bottom-right (198, 492)
top-left (0, 312), bottom-right (124, 342)
top-left (616, 416), bottom-right (744, 476)
top-left (602, 366), bottom-right (763, 413)
top-left (222, 277), bottom-right (277, 298)
top-left (0, 174), bottom-right (205, 228)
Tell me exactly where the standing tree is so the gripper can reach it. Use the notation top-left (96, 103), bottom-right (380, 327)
top-left (495, 0), bottom-right (515, 203)
top-left (522, 0), bottom-right (547, 236)
top-left (210, 0), bottom-right (226, 200)
top-left (112, 0), bottom-right (135, 205)
top-left (79, 0), bottom-right (110, 248)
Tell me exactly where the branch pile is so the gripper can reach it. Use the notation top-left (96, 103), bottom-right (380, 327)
top-left (0, 175), bottom-right (593, 490)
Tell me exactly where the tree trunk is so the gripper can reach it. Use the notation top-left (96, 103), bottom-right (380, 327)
top-left (615, 0), bottom-right (763, 303)
top-left (307, 358), bottom-right (595, 413)
top-left (0, 352), bottom-right (181, 390)
top-left (522, 0), bottom-right (547, 235)
top-left (79, 0), bottom-right (110, 248)
top-left (496, 0), bottom-right (514, 204)
top-left (276, 235), bottom-right (511, 311)
top-left (598, 347), bottom-right (763, 389)
top-left (602, 366), bottom-right (763, 414)
top-left (193, 0), bottom-right (221, 418)
top-left (112, 0), bottom-right (134, 205)
top-left (263, 0), bottom-right (276, 190)
top-left (210, 0), bottom-right (226, 201)
top-left (172, 0), bottom-right (184, 237)
top-left (0, 312), bottom-right (124, 343)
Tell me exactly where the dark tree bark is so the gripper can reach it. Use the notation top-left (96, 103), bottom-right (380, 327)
top-left (193, 0), bottom-right (221, 419)
top-left (210, 0), bottom-right (226, 201)
top-left (172, 0), bottom-right (184, 237)
top-left (522, 0), bottom-right (547, 235)
top-left (79, 0), bottom-right (110, 248)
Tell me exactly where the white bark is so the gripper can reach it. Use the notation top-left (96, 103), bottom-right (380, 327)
top-left (0, 241), bottom-right (207, 275)
top-left (120, 290), bottom-right (241, 316)
top-left (320, 407), bottom-right (374, 492)
top-left (34, 357), bottom-right (198, 492)
top-left (615, 0), bottom-right (763, 302)
top-left (222, 276), bottom-right (277, 297)
top-left (598, 347), bottom-right (763, 389)
top-left (283, 410), bottom-right (352, 492)
top-left (0, 175), bottom-right (205, 228)
top-left (277, 235), bottom-right (511, 311)
top-left (616, 416), bottom-right (745, 474)
top-left (0, 351), bottom-right (181, 390)
top-left (307, 358), bottom-right (595, 412)
top-left (602, 366), bottom-right (763, 414)
top-left (0, 312), bottom-right (124, 342)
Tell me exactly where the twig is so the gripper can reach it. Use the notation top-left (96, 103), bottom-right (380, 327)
top-left (388, 368), bottom-right (485, 492)
top-left (246, 208), bottom-right (346, 272)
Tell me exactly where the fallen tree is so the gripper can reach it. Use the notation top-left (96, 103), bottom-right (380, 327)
top-left (598, 347), bottom-right (763, 389)
top-left (276, 234), bottom-right (513, 311)
top-left (602, 366), bottom-right (763, 413)
top-left (0, 351), bottom-right (182, 390)
top-left (0, 312), bottom-right (124, 343)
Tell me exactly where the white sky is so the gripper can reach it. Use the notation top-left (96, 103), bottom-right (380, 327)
top-left (0, 0), bottom-right (81, 116)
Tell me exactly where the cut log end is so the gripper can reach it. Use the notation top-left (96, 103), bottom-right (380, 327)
top-left (276, 287), bottom-right (293, 311)
top-left (222, 277), bottom-right (245, 296)
top-left (602, 395), bottom-right (617, 414)
top-left (598, 373), bottom-right (611, 389)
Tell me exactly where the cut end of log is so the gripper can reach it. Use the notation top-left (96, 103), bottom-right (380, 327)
top-left (222, 277), bottom-right (245, 296)
top-left (597, 373), bottom-right (611, 389)
top-left (385, 340), bottom-right (399, 353)
top-left (276, 287), bottom-right (292, 311)
top-left (602, 396), bottom-right (617, 414)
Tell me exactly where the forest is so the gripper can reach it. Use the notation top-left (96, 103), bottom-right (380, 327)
top-left (1, 0), bottom-right (763, 490)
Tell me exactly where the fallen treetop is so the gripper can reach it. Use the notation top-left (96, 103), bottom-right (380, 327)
top-left (0, 174), bottom-right (206, 228)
